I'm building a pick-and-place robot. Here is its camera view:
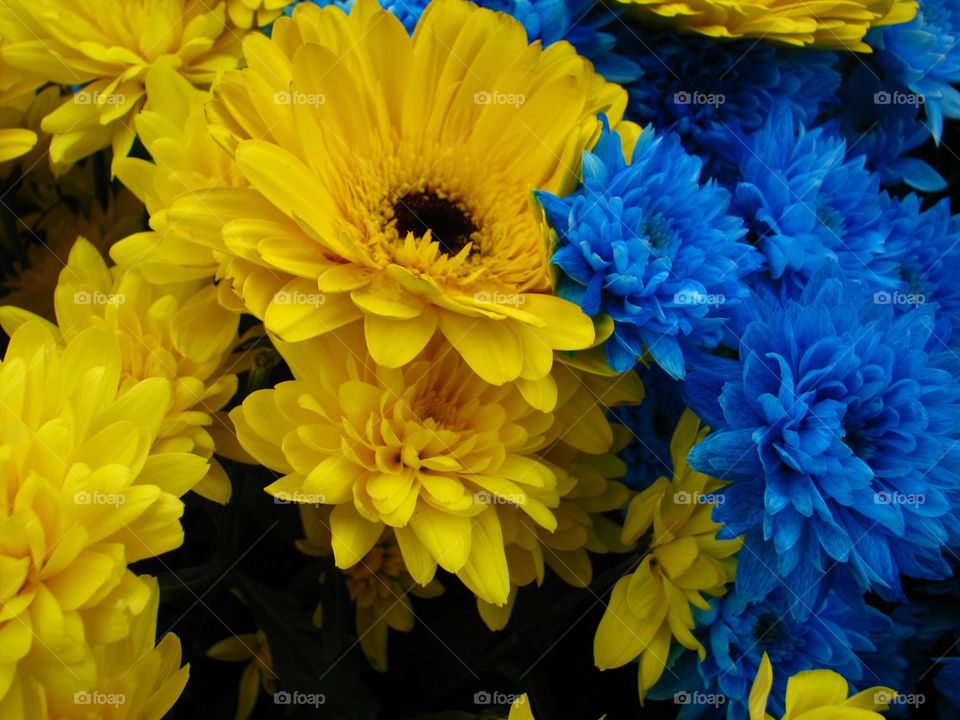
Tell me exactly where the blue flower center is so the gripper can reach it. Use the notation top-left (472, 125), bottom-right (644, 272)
top-left (816, 201), bottom-right (845, 236)
top-left (842, 413), bottom-right (875, 460)
top-left (642, 213), bottom-right (679, 251)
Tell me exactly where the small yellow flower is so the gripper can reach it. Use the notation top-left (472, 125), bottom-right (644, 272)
top-left (115, 0), bottom-right (631, 399)
top-left (232, 323), bottom-right (563, 606)
top-left (0, 320), bottom-right (206, 713)
top-left (2, 237), bottom-right (242, 502)
top-left (593, 410), bottom-right (741, 700)
top-left (207, 628), bottom-right (276, 720)
top-left (299, 505), bottom-right (443, 671)
top-left (748, 652), bottom-right (894, 720)
top-left (615, 0), bottom-right (917, 51)
top-left (0, 0), bottom-right (262, 172)
top-left (46, 577), bottom-right (190, 720)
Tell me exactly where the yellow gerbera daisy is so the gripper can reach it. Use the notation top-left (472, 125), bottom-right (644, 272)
top-left (298, 505), bottom-right (444, 672)
top-left (0, 0), bottom-right (257, 172)
top-left (748, 652), bottom-right (894, 720)
top-left (118, 0), bottom-right (628, 399)
top-left (1, 237), bottom-right (241, 501)
top-left (615, 0), bottom-right (917, 51)
top-left (593, 410), bottom-right (741, 701)
top-left (0, 320), bottom-right (206, 713)
top-left (231, 322), bottom-right (569, 606)
top-left (45, 577), bottom-right (190, 720)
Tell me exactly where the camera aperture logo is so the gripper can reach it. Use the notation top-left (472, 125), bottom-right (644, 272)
top-left (274, 690), bottom-right (325, 707)
top-left (274, 90), bottom-right (326, 106)
top-left (74, 490), bottom-right (126, 507)
top-left (674, 691), bottom-right (726, 707)
top-left (473, 91), bottom-right (525, 108)
top-left (474, 490), bottom-right (525, 507)
top-left (474, 690), bottom-right (526, 706)
top-left (873, 90), bottom-right (924, 107)
top-left (273, 289), bottom-right (326, 307)
top-left (273, 490), bottom-right (325, 507)
top-left (73, 91), bottom-right (125, 107)
top-left (674, 490), bottom-right (725, 506)
top-left (873, 290), bottom-right (924, 307)
top-left (74, 290), bottom-right (125, 306)
top-left (74, 691), bottom-right (125, 707)
top-left (673, 90), bottom-right (725, 108)
top-left (473, 290), bottom-right (526, 307)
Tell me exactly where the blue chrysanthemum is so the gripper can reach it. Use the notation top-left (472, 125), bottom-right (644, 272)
top-left (620, 30), bottom-right (839, 180)
top-left (610, 364), bottom-right (686, 488)
top-left (871, 0), bottom-right (960, 143)
top-left (694, 587), bottom-right (890, 719)
top-left (685, 273), bottom-right (960, 605)
top-left (538, 120), bottom-right (758, 379)
top-left (823, 65), bottom-right (946, 193)
top-left (883, 193), bottom-right (960, 349)
top-left (298, 0), bottom-right (639, 81)
top-left (734, 111), bottom-right (898, 299)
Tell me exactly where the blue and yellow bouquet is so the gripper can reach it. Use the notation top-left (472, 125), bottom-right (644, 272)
top-left (1, 1), bottom-right (959, 718)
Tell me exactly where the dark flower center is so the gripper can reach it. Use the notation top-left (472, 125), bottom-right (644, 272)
top-left (392, 191), bottom-right (477, 256)
top-left (643, 213), bottom-right (677, 251)
top-left (843, 413), bottom-right (874, 460)
top-left (752, 612), bottom-right (788, 650)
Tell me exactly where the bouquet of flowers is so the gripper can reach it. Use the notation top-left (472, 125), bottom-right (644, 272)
top-left (1, 0), bottom-right (958, 718)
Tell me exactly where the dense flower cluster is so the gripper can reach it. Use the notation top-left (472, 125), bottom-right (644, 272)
top-left (0, 0), bottom-right (956, 719)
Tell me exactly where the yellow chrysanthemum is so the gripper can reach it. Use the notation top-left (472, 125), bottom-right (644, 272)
top-left (298, 505), bottom-right (444, 672)
top-left (207, 627), bottom-right (276, 720)
top-left (593, 410), bottom-right (741, 701)
top-left (0, 0), bottom-right (258, 172)
top-left (0, 320), bottom-right (207, 714)
top-left (231, 322), bottom-right (571, 606)
top-left (1, 237), bottom-right (241, 502)
top-left (115, 0), bottom-right (629, 400)
top-left (748, 652), bottom-right (894, 720)
top-left (477, 371), bottom-right (642, 631)
top-left (1, 170), bottom-right (144, 319)
top-left (46, 577), bottom-right (190, 720)
top-left (227, 0), bottom-right (289, 27)
top-left (616, 0), bottom-right (917, 51)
